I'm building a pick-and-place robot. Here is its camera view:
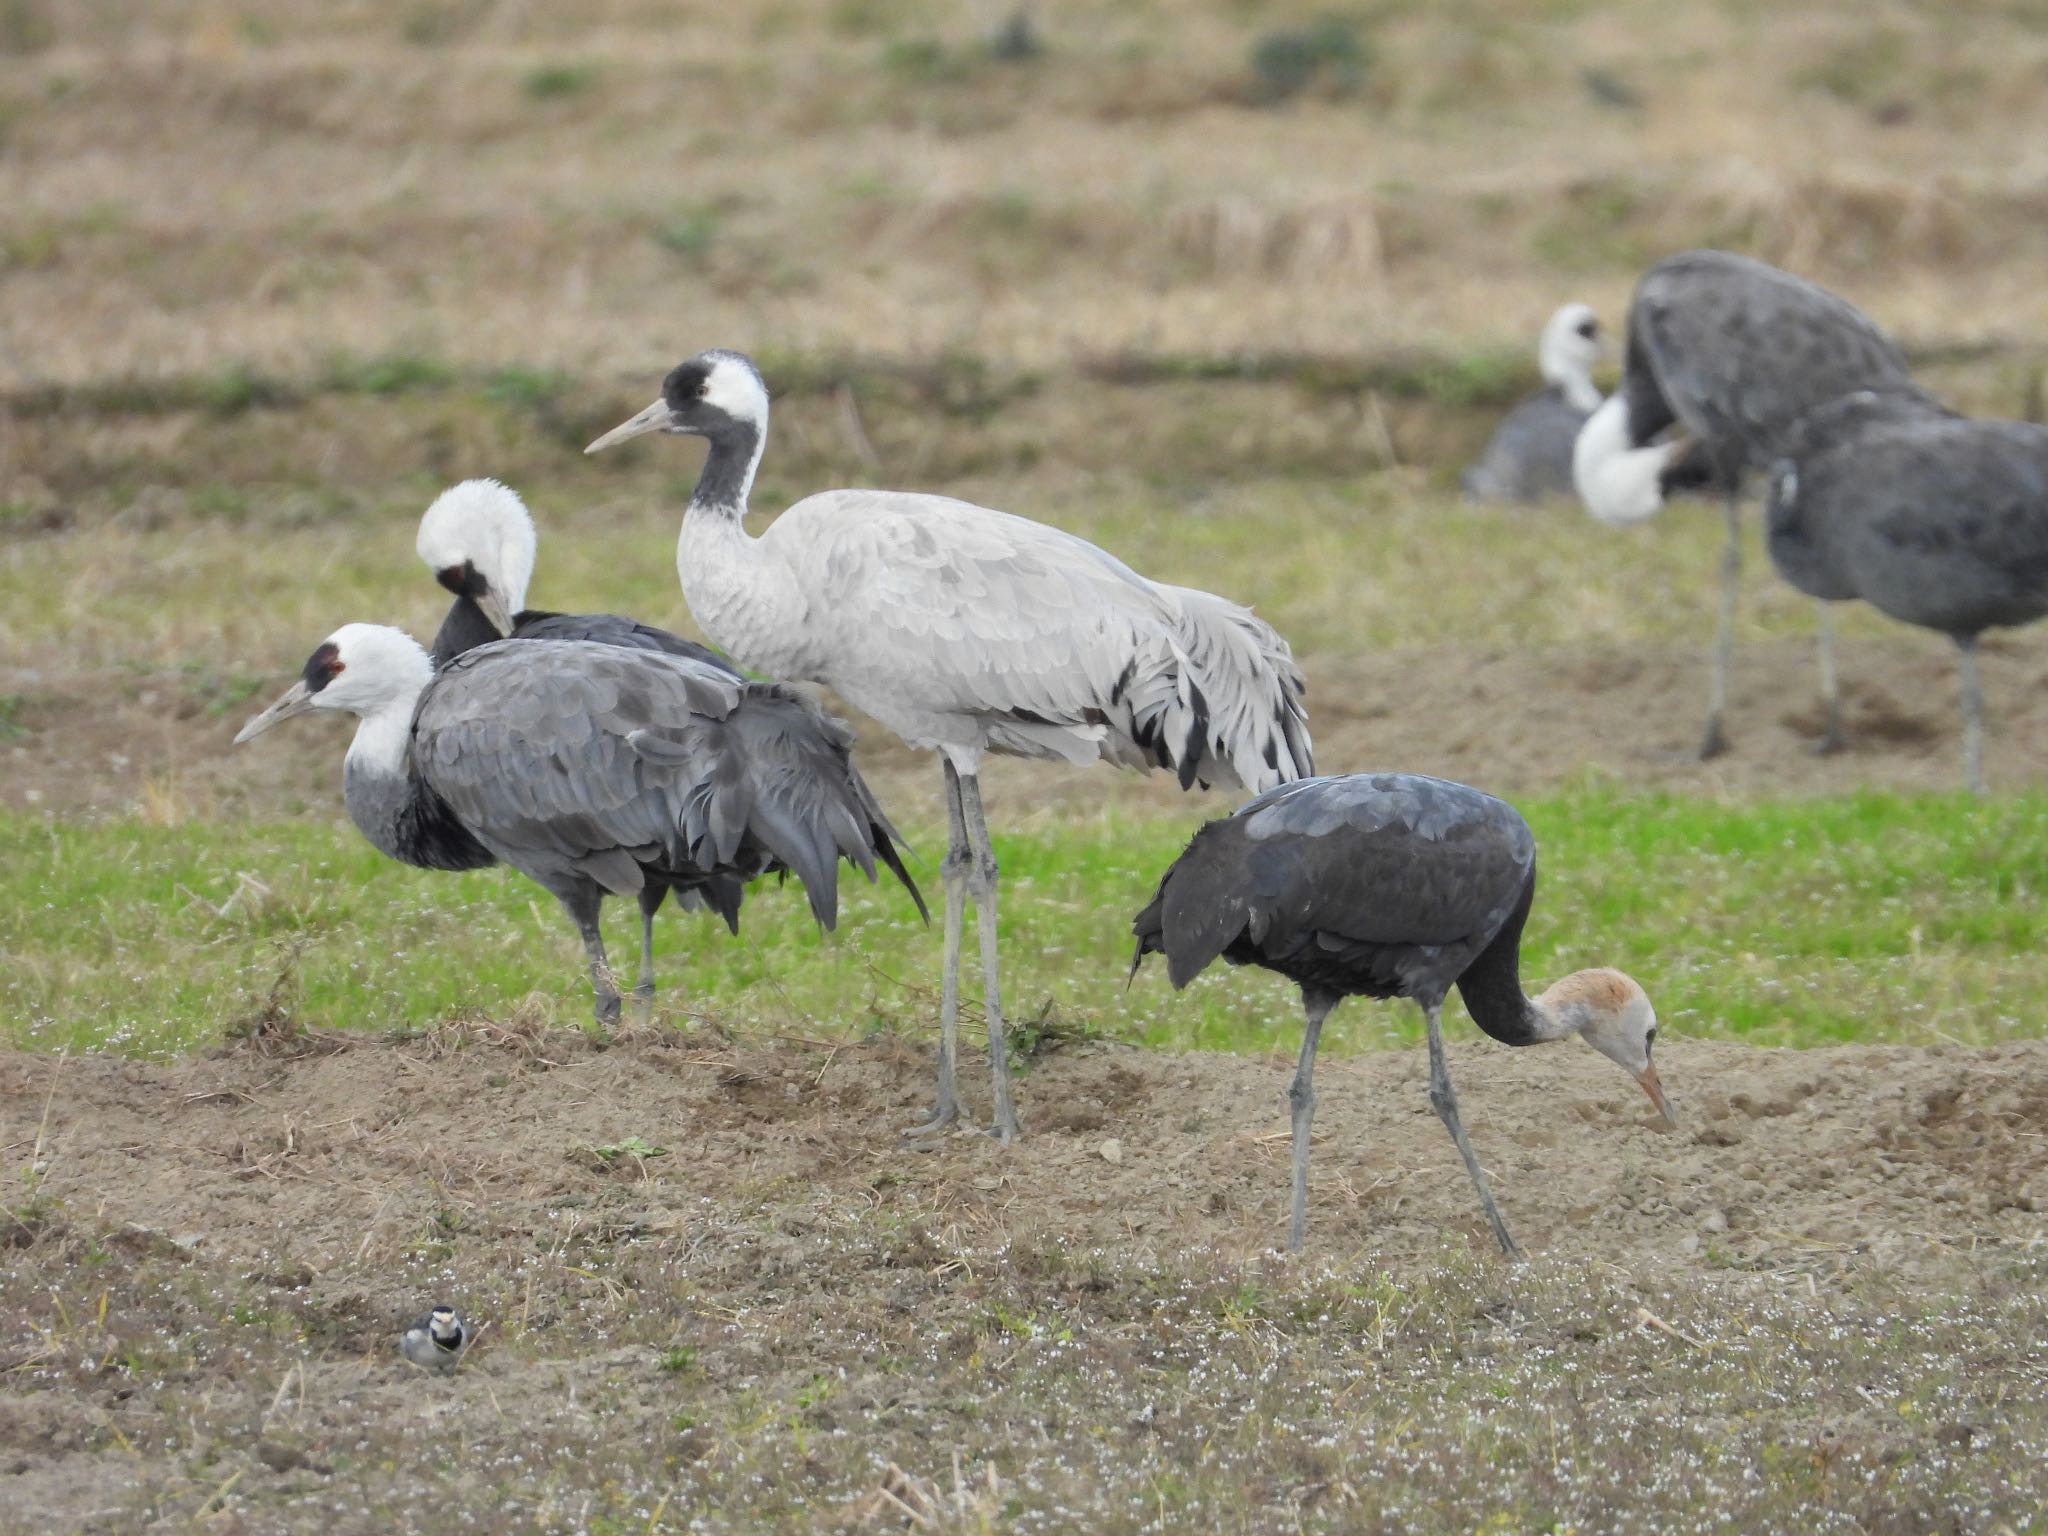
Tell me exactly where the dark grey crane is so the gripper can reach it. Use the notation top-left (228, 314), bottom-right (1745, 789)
top-left (1765, 390), bottom-right (2048, 793)
top-left (1131, 773), bottom-right (1672, 1254)
top-left (234, 624), bottom-right (926, 1025)
top-left (1575, 249), bottom-right (1938, 758)
top-left (417, 478), bottom-right (736, 673)
top-left (1461, 302), bottom-right (1604, 504)
top-left (418, 477), bottom-right (746, 1003)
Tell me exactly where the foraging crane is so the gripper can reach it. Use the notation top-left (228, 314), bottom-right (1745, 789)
top-left (1763, 390), bottom-right (2048, 794)
top-left (417, 478), bottom-right (737, 672)
top-left (1131, 772), bottom-right (1673, 1254)
top-left (234, 624), bottom-right (926, 1025)
top-left (417, 477), bottom-right (746, 1004)
top-left (1574, 249), bottom-right (1938, 758)
top-left (1460, 303), bottom-right (1604, 504)
top-left (587, 348), bottom-right (1313, 1141)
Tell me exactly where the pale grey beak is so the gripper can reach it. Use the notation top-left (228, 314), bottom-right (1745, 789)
top-left (234, 680), bottom-right (316, 744)
top-left (585, 398), bottom-right (675, 455)
top-left (476, 586), bottom-right (517, 639)
top-left (1637, 1062), bottom-right (1678, 1129)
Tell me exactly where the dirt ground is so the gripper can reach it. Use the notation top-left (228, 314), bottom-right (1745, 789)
top-left (6, 630), bottom-right (2040, 826)
top-left (2, 1029), bottom-right (2044, 1532)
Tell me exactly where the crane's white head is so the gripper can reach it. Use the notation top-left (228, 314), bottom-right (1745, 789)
top-left (233, 623), bottom-right (434, 743)
top-left (1573, 392), bottom-right (1691, 527)
top-left (585, 350), bottom-right (769, 453)
top-left (416, 479), bottom-right (537, 638)
top-left (1539, 302), bottom-right (1603, 411)
top-left (1536, 967), bottom-right (1674, 1126)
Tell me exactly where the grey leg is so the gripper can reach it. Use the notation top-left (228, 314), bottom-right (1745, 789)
top-left (1701, 495), bottom-right (1741, 760)
top-left (958, 771), bottom-right (1020, 1143)
top-left (1957, 635), bottom-right (1985, 796)
top-left (1423, 1001), bottom-right (1520, 1259)
top-left (556, 884), bottom-right (621, 1028)
top-left (904, 761), bottom-right (970, 1137)
top-left (1288, 990), bottom-right (1337, 1253)
top-left (633, 884), bottom-right (666, 1004)
top-left (1812, 602), bottom-right (1845, 755)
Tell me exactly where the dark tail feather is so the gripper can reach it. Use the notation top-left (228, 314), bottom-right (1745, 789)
top-left (1128, 881), bottom-right (1168, 988)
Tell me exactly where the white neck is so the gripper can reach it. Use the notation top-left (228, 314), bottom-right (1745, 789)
top-left (1574, 394), bottom-right (1678, 526)
top-left (344, 700), bottom-right (417, 777)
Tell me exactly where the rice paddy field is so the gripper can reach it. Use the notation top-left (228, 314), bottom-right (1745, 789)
top-left (3, 1), bottom-right (2048, 1531)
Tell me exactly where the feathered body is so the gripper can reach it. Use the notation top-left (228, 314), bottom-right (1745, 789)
top-left (1131, 772), bottom-right (1669, 1252)
top-left (236, 626), bottom-right (924, 1022)
top-left (588, 348), bottom-right (1312, 1138)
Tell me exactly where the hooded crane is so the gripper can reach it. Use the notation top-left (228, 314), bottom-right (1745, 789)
top-left (1763, 390), bottom-right (2048, 794)
top-left (234, 624), bottom-right (926, 1025)
top-left (417, 478), bottom-right (737, 673)
top-left (418, 477), bottom-right (747, 1005)
top-left (1460, 303), bottom-right (1605, 504)
top-left (587, 348), bottom-right (1313, 1142)
top-left (1131, 773), bottom-right (1673, 1254)
top-left (1573, 249), bottom-right (1938, 758)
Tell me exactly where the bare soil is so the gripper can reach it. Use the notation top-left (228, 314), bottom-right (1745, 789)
top-left (2, 1030), bottom-right (2043, 1531)
top-left (7, 631), bottom-right (2040, 827)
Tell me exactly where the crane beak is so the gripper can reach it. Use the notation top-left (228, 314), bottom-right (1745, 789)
top-left (476, 586), bottom-right (516, 639)
top-left (233, 680), bottom-right (316, 744)
top-left (1636, 1062), bottom-right (1677, 1129)
top-left (585, 399), bottom-right (675, 454)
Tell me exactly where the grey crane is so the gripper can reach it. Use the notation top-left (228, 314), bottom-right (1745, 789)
top-left (587, 348), bottom-right (1313, 1142)
top-left (417, 477), bottom-right (738, 673)
top-left (1131, 772), bottom-right (1672, 1254)
top-left (418, 477), bottom-right (747, 1003)
top-left (1460, 302), bottom-right (1604, 504)
top-left (234, 624), bottom-right (926, 1024)
top-left (1764, 390), bottom-right (2048, 793)
top-left (1574, 249), bottom-right (1939, 758)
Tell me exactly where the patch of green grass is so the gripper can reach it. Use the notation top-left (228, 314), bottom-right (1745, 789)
top-left (5, 789), bottom-right (2046, 1058)
top-left (522, 61), bottom-right (598, 100)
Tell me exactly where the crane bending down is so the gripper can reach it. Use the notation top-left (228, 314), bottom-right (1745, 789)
top-left (1132, 773), bottom-right (1672, 1254)
top-left (1574, 249), bottom-right (1937, 758)
top-left (235, 625), bottom-right (926, 1024)
top-left (1764, 391), bottom-right (2048, 793)
top-left (1460, 303), bottom-right (1604, 505)
top-left (417, 478), bottom-right (749, 1005)
top-left (588, 348), bottom-right (1313, 1141)
top-left (418, 477), bottom-right (739, 673)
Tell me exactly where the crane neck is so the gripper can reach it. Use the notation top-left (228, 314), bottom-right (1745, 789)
top-left (689, 420), bottom-right (765, 520)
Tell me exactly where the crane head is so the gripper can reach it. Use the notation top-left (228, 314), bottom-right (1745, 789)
top-left (234, 624), bottom-right (434, 742)
top-left (586, 349), bottom-right (768, 454)
top-left (1542, 968), bottom-right (1675, 1128)
top-left (417, 479), bottom-right (534, 637)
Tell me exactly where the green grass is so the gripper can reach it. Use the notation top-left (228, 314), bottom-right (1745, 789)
top-left (6, 788), bottom-right (2045, 1059)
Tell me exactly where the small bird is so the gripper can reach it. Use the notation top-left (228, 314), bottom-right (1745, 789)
top-left (415, 477), bottom-right (738, 673)
top-left (1461, 302), bottom-right (1605, 505)
top-left (587, 348), bottom-right (1311, 1142)
top-left (234, 624), bottom-right (925, 1024)
top-left (399, 1305), bottom-right (471, 1372)
top-left (1132, 772), bottom-right (1673, 1254)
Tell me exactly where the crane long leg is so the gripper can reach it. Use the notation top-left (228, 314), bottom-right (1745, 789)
top-left (1701, 494), bottom-right (1741, 760)
top-left (555, 884), bottom-right (621, 1028)
top-left (958, 769), bottom-right (1020, 1143)
top-left (904, 760), bottom-right (971, 1138)
top-left (1957, 635), bottom-right (1985, 796)
top-left (633, 884), bottom-right (666, 1006)
top-left (1423, 1001), bottom-right (1520, 1259)
top-left (1287, 990), bottom-right (1337, 1253)
top-left (1812, 601), bottom-right (1845, 755)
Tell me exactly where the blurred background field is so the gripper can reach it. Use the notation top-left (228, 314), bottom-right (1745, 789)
top-left (7, 0), bottom-right (2048, 1049)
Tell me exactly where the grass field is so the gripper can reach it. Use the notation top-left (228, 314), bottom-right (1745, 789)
top-left (7, 2), bottom-right (2048, 1532)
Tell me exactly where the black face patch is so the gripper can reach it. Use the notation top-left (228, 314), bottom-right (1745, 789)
top-left (301, 641), bottom-right (344, 693)
top-left (663, 359), bottom-right (712, 412)
top-left (1576, 318), bottom-right (1598, 340)
top-left (435, 561), bottom-right (490, 601)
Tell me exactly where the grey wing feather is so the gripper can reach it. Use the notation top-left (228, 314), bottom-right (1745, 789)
top-left (1462, 388), bottom-right (1589, 503)
top-left (513, 611), bottom-right (741, 675)
top-left (1132, 774), bottom-right (1531, 990)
